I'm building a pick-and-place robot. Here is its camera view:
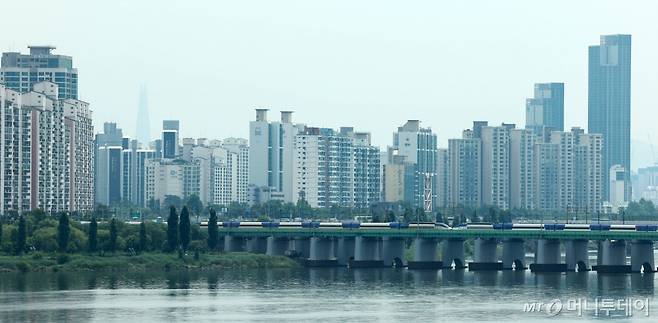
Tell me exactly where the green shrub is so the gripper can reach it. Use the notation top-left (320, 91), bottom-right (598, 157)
top-left (15, 261), bottom-right (30, 273)
top-left (57, 254), bottom-right (70, 264)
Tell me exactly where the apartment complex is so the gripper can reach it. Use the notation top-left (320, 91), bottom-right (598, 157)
top-left (0, 81), bottom-right (93, 214)
top-left (293, 127), bottom-right (380, 208)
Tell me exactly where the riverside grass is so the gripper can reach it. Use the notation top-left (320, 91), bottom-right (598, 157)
top-left (0, 252), bottom-right (298, 273)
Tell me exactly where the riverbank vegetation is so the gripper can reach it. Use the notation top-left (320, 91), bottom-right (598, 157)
top-left (0, 207), bottom-right (297, 273)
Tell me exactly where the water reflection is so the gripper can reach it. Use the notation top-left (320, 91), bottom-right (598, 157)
top-left (0, 268), bottom-right (656, 322)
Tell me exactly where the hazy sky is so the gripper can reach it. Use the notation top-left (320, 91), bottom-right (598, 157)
top-left (2, 1), bottom-right (658, 169)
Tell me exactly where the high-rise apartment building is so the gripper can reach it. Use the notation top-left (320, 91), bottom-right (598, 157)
top-left (1, 46), bottom-right (78, 100)
top-left (389, 120), bottom-right (438, 211)
top-left (144, 159), bottom-right (201, 208)
top-left (548, 128), bottom-right (604, 213)
top-left (249, 109), bottom-right (304, 203)
top-left (0, 81), bottom-right (93, 214)
top-left (525, 83), bottom-right (564, 136)
top-left (122, 140), bottom-right (157, 207)
top-left (447, 129), bottom-right (481, 209)
top-left (510, 128), bottom-right (536, 210)
top-left (181, 137), bottom-right (250, 206)
top-left (480, 124), bottom-right (514, 209)
top-left (293, 127), bottom-right (380, 208)
top-left (436, 148), bottom-right (449, 209)
top-left (588, 34), bottom-right (632, 200)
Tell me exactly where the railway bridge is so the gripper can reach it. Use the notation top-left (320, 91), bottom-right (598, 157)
top-left (214, 223), bottom-right (658, 273)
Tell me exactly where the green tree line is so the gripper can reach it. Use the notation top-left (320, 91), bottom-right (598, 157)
top-left (0, 206), bottom-right (222, 256)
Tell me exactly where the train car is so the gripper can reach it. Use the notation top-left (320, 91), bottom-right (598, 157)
top-left (389, 222), bottom-right (410, 229)
top-left (408, 222), bottom-right (435, 229)
top-left (492, 223), bottom-right (513, 230)
top-left (563, 224), bottom-right (588, 230)
top-left (341, 221), bottom-right (361, 229)
top-left (360, 222), bottom-right (391, 228)
top-left (511, 223), bottom-right (543, 230)
top-left (261, 221), bottom-right (280, 228)
top-left (435, 223), bottom-right (451, 230)
top-left (279, 222), bottom-right (302, 228)
top-left (301, 221), bottom-right (321, 229)
top-left (610, 224), bottom-right (636, 231)
top-left (466, 223), bottom-right (493, 230)
top-left (543, 224), bottom-right (566, 231)
top-left (636, 225), bottom-right (658, 232)
top-left (589, 224), bottom-right (611, 231)
top-left (319, 222), bottom-right (342, 228)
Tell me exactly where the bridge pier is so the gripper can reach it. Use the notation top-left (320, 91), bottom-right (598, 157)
top-left (469, 238), bottom-right (502, 271)
top-left (245, 237), bottom-right (268, 254)
top-left (631, 240), bottom-right (656, 273)
top-left (336, 237), bottom-right (355, 266)
top-left (596, 240), bottom-right (631, 273)
top-left (352, 237), bottom-right (384, 268)
top-left (381, 237), bottom-right (406, 268)
top-left (530, 239), bottom-right (567, 272)
top-left (442, 239), bottom-right (466, 269)
top-left (307, 237), bottom-right (338, 267)
top-left (565, 240), bottom-right (590, 271)
top-left (266, 237), bottom-right (289, 256)
top-left (408, 238), bottom-right (442, 269)
top-left (224, 236), bottom-right (245, 252)
top-left (290, 238), bottom-right (311, 259)
top-left (502, 239), bottom-right (526, 270)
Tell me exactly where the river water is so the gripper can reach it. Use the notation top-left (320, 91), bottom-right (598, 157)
top-left (0, 268), bottom-right (656, 322)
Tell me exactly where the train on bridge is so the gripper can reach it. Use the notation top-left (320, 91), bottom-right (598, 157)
top-left (203, 221), bottom-right (658, 232)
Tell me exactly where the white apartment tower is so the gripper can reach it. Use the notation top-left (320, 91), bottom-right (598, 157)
top-left (0, 81), bottom-right (93, 214)
top-left (509, 128), bottom-right (535, 210)
top-left (480, 124), bottom-right (514, 209)
top-left (293, 127), bottom-right (380, 208)
top-left (249, 109), bottom-right (304, 203)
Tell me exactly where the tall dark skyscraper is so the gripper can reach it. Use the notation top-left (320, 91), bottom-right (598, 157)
top-left (588, 34), bottom-right (632, 200)
top-left (525, 83), bottom-right (564, 136)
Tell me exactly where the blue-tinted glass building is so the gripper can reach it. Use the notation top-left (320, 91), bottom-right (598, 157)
top-left (588, 34), bottom-right (632, 200)
top-left (525, 83), bottom-right (564, 136)
top-left (0, 46), bottom-right (78, 100)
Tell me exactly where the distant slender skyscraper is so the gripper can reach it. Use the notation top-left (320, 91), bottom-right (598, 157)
top-left (525, 83), bottom-right (564, 136)
top-left (136, 84), bottom-right (151, 146)
top-left (588, 34), bottom-right (631, 201)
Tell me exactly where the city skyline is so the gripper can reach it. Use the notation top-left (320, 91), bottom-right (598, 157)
top-left (2, 1), bottom-right (657, 171)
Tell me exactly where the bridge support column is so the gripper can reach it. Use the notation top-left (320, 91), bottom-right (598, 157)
top-left (307, 237), bottom-right (338, 267)
top-left (381, 237), bottom-right (405, 268)
top-left (530, 239), bottom-right (566, 272)
top-left (442, 239), bottom-right (466, 269)
top-left (352, 237), bottom-right (384, 268)
top-left (596, 240), bottom-right (631, 273)
top-left (224, 236), bottom-right (244, 252)
top-left (469, 238), bottom-right (502, 271)
top-left (502, 239), bottom-right (526, 270)
top-left (566, 240), bottom-right (590, 272)
top-left (408, 238), bottom-right (441, 269)
top-left (631, 240), bottom-right (656, 273)
top-left (291, 238), bottom-right (310, 259)
top-left (245, 237), bottom-right (268, 254)
top-left (266, 237), bottom-right (289, 256)
top-left (336, 237), bottom-right (355, 266)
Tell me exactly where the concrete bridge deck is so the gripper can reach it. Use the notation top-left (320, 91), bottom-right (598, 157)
top-left (218, 227), bottom-right (658, 241)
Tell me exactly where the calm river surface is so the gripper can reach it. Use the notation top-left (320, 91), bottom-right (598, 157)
top-left (0, 268), bottom-right (657, 322)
